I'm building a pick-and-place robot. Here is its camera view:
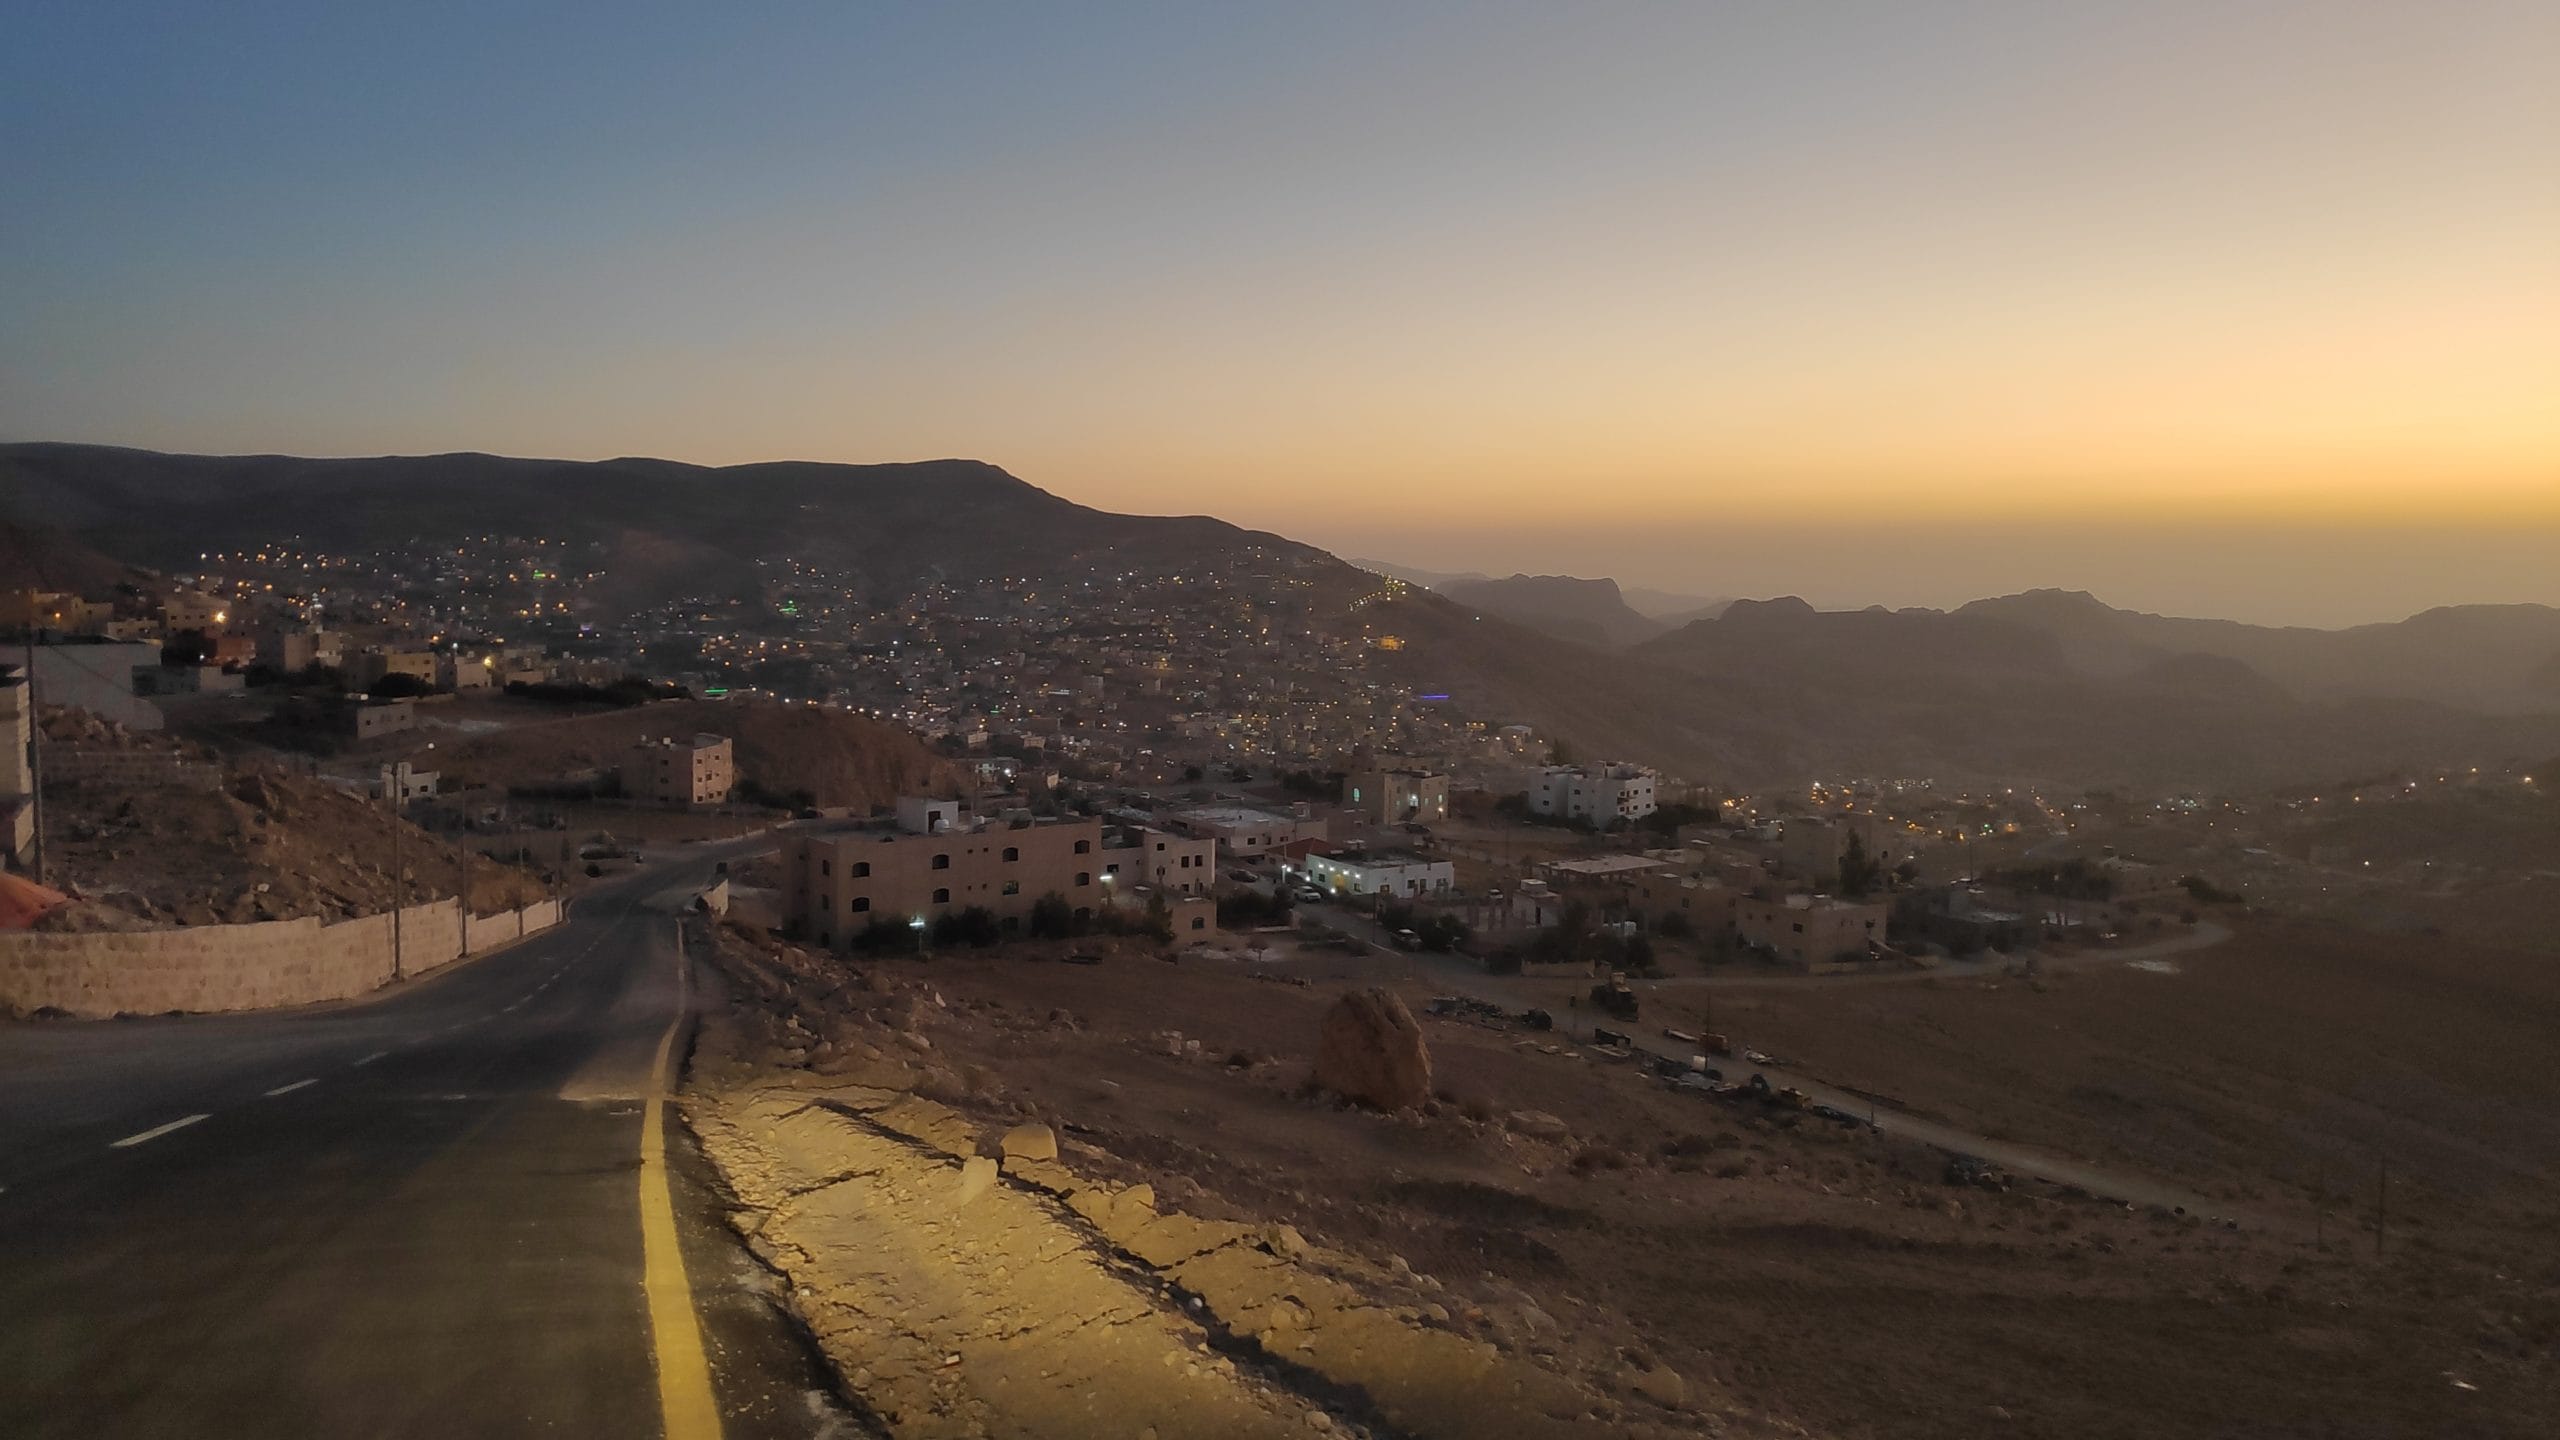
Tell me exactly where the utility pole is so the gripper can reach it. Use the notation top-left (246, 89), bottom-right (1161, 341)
top-left (23, 633), bottom-right (46, 886)
top-left (389, 777), bottom-right (405, 983)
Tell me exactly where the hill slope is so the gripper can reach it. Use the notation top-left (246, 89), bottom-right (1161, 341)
top-left (9, 443), bottom-right (2554, 790)
top-left (438, 700), bottom-right (958, 810)
top-left (1440, 574), bottom-right (1667, 648)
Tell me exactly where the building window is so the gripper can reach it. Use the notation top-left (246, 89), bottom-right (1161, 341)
top-left (1075, 872), bottom-right (1091, 887)
top-left (933, 887), bottom-right (951, 905)
top-left (821, 895), bottom-right (831, 910)
top-left (820, 859), bottom-right (831, 876)
top-left (853, 861), bottom-right (871, 878)
top-left (932, 853), bottom-right (951, 870)
top-left (1002, 880), bottom-right (1020, 896)
top-left (851, 897), bottom-right (870, 913)
top-left (1003, 846), bottom-right (1019, 862)
top-left (818, 931), bottom-right (831, 946)
top-left (1074, 839), bottom-right (1091, 854)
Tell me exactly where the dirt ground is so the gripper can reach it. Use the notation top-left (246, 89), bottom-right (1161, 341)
top-left (434, 696), bottom-right (955, 810)
top-left (682, 914), bottom-right (2558, 1440)
top-left (32, 711), bottom-right (549, 930)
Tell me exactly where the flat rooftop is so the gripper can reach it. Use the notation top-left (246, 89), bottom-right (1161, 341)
top-left (1543, 855), bottom-right (1670, 877)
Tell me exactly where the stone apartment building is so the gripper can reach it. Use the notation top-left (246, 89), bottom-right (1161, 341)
top-left (1734, 894), bottom-right (1890, 971)
top-left (1527, 762), bottom-right (1659, 826)
top-left (622, 734), bottom-right (734, 808)
top-left (1100, 825), bottom-right (1218, 896)
top-left (784, 806), bottom-right (1115, 947)
top-left (1346, 768), bottom-right (1449, 826)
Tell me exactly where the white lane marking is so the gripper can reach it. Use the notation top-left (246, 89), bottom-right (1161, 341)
top-left (352, 1050), bottom-right (389, 1067)
top-left (264, 1078), bottom-right (320, 1097)
top-left (111, 1114), bottom-right (210, 1149)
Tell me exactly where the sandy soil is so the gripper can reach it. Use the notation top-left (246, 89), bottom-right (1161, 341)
top-left (687, 914), bottom-right (2558, 1440)
top-left (33, 710), bottom-right (549, 929)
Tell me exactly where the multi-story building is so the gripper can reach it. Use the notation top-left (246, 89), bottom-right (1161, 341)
top-left (622, 734), bottom-right (734, 808)
top-left (783, 804), bottom-right (1113, 947)
top-left (1346, 768), bottom-right (1449, 826)
top-left (1101, 825), bottom-right (1218, 896)
top-left (1527, 762), bottom-right (1659, 826)
top-left (1734, 894), bottom-right (1889, 970)
top-left (1777, 811), bottom-right (1891, 883)
top-left (346, 648), bottom-right (437, 690)
top-left (160, 591), bottom-right (229, 633)
top-left (1299, 847), bottom-right (1454, 900)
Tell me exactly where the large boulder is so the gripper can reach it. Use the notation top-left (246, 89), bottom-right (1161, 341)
top-left (1313, 987), bottom-right (1432, 1111)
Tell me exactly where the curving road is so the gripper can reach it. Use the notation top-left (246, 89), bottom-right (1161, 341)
top-left (0, 836), bottom-right (861, 1440)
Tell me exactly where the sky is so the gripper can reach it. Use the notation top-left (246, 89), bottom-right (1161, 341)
top-left (4, 2), bottom-right (2555, 626)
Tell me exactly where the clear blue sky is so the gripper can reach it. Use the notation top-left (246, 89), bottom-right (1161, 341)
top-left (5, 2), bottom-right (2555, 623)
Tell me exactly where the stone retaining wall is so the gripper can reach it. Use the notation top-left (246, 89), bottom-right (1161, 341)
top-left (0, 897), bottom-right (563, 1019)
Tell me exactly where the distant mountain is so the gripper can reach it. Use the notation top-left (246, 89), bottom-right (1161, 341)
top-left (1954, 589), bottom-right (2560, 713)
top-left (1345, 558), bottom-right (1490, 589)
top-left (1619, 586), bottom-right (1737, 622)
top-left (0, 516), bottom-right (154, 595)
top-left (1347, 560), bottom-right (1731, 625)
top-left (1440, 574), bottom-right (1668, 648)
top-left (0, 443), bottom-right (1303, 611)
top-left (1636, 594), bottom-right (2560, 787)
top-left (8, 444), bottom-right (2554, 791)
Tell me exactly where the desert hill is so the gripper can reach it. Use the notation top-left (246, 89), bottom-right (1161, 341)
top-left (1439, 574), bottom-right (1667, 648)
top-left (1954, 589), bottom-right (2560, 713)
top-left (437, 699), bottom-right (958, 811)
top-left (0, 443), bottom-right (1312, 611)
top-left (9, 443), bottom-right (2555, 790)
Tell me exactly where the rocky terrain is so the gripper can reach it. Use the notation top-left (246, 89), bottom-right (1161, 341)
top-left (437, 698), bottom-right (957, 811)
top-left (685, 921), bottom-right (1772, 1440)
top-left (32, 709), bottom-right (548, 931)
top-left (681, 913), bottom-right (2557, 1440)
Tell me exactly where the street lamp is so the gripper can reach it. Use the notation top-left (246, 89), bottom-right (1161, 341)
top-left (910, 915), bottom-right (928, 955)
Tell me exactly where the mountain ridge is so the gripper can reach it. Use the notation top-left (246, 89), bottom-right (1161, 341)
top-left (8, 442), bottom-right (2556, 789)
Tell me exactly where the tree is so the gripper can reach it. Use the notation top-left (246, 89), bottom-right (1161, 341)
top-left (1837, 832), bottom-right (1885, 898)
top-left (1182, 765), bottom-right (1205, 783)
top-left (370, 671), bottom-right (433, 699)
top-left (933, 906), bottom-right (1002, 948)
top-left (1657, 909), bottom-right (1696, 940)
top-left (1028, 892), bottom-right (1076, 940)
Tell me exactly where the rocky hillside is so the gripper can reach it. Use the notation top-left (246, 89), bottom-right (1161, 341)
top-left (34, 710), bottom-right (548, 931)
top-left (1440, 574), bottom-right (1668, 648)
top-left (11, 443), bottom-right (2555, 791)
top-left (437, 699), bottom-right (957, 810)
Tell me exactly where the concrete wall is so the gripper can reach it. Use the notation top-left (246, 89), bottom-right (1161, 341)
top-left (0, 897), bottom-right (562, 1020)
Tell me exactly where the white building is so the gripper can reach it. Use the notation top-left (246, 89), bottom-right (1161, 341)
top-left (1170, 804), bottom-right (1326, 859)
top-left (1527, 762), bottom-right (1659, 826)
top-left (1299, 847), bottom-right (1454, 900)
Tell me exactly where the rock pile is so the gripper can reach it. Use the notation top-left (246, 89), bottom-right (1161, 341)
top-left (1313, 987), bottom-right (1432, 1111)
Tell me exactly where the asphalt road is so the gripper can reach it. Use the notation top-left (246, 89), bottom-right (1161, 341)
top-left (0, 836), bottom-right (865, 1440)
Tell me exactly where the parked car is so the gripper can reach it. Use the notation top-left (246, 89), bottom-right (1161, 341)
top-left (1389, 928), bottom-right (1424, 951)
top-left (1228, 868), bottom-right (1260, 884)
top-left (1293, 887), bottom-right (1327, 904)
